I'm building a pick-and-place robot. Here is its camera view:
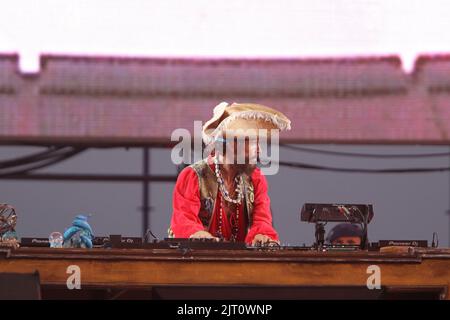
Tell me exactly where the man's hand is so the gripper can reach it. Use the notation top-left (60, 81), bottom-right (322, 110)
top-left (189, 230), bottom-right (219, 241)
top-left (251, 234), bottom-right (280, 246)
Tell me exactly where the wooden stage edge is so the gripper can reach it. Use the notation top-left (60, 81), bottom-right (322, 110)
top-left (1, 247), bottom-right (449, 299)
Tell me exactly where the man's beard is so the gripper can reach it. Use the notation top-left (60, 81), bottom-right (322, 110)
top-left (235, 163), bottom-right (257, 176)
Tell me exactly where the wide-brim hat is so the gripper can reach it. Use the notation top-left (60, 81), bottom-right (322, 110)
top-left (202, 102), bottom-right (291, 145)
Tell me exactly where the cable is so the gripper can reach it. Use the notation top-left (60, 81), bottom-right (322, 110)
top-left (0, 148), bottom-right (85, 177)
top-left (281, 144), bottom-right (450, 158)
top-left (0, 151), bottom-right (79, 176)
top-left (0, 146), bottom-right (67, 169)
top-left (274, 160), bottom-right (450, 174)
top-left (143, 228), bottom-right (158, 242)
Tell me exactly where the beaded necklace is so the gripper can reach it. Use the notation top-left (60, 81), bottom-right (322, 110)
top-left (213, 157), bottom-right (242, 241)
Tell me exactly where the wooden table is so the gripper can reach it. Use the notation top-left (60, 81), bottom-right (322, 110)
top-left (1, 246), bottom-right (449, 299)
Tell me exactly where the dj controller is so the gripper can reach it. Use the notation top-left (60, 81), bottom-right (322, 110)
top-left (19, 234), bottom-right (428, 252)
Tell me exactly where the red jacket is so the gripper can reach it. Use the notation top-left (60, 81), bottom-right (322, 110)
top-left (170, 165), bottom-right (279, 244)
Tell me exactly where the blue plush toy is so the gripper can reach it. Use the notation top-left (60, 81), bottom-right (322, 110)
top-left (63, 215), bottom-right (93, 248)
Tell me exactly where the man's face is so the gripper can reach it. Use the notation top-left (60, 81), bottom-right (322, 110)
top-left (332, 236), bottom-right (361, 246)
top-left (222, 135), bottom-right (258, 175)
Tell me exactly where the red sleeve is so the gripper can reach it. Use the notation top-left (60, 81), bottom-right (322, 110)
top-left (170, 167), bottom-right (206, 238)
top-left (245, 168), bottom-right (279, 244)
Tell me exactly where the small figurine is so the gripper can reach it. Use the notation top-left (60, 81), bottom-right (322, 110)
top-left (0, 204), bottom-right (19, 248)
top-left (63, 215), bottom-right (94, 248)
top-left (49, 231), bottom-right (64, 248)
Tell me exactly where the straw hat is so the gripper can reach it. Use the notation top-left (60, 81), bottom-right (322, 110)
top-left (202, 102), bottom-right (291, 145)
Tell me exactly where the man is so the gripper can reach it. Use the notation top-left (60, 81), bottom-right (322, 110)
top-left (326, 223), bottom-right (364, 246)
top-left (169, 102), bottom-right (291, 246)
